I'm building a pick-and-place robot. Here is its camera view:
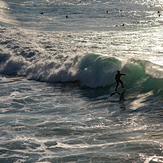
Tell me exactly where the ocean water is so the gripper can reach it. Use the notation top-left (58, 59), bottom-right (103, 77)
top-left (0, 0), bottom-right (163, 162)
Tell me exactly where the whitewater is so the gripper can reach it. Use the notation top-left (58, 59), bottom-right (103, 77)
top-left (0, 0), bottom-right (163, 162)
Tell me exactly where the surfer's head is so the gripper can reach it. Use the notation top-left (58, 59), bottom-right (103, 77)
top-left (117, 70), bottom-right (120, 74)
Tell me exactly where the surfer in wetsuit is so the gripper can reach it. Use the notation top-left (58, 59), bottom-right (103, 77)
top-left (115, 70), bottom-right (126, 91)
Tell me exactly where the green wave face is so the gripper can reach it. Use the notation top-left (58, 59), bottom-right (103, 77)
top-left (77, 53), bottom-right (163, 98)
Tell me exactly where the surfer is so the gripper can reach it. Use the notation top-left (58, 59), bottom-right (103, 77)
top-left (115, 70), bottom-right (126, 91)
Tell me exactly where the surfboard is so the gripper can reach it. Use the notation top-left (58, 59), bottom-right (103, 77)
top-left (110, 86), bottom-right (126, 97)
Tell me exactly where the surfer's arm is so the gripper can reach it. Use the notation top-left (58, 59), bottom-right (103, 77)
top-left (121, 73), bottom-right (126, 76)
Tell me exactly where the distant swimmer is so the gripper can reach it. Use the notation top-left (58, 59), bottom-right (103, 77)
top-left (115, 70), bottom-right (126, 91)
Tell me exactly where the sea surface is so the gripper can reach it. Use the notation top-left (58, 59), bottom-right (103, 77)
top-left (0, 0), bottom-right (163, 162)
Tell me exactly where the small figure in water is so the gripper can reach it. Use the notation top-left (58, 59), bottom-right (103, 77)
top-left (115, 70), bottom-right (126, 91)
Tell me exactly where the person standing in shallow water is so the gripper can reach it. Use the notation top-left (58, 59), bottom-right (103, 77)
top-left (115, 70), bottom-right (126, 91)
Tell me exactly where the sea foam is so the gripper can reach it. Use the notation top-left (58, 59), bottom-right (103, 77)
top-left (1, 27), bottom-right (163, 90)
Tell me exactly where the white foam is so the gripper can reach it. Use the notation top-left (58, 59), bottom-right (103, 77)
top-left (1, 27), bottom-right (163, 88)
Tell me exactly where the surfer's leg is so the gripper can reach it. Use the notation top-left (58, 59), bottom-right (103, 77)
top-left (119, 80), bottom-right (124, 88)
top-left (115, 81), bottom-right (119, 91)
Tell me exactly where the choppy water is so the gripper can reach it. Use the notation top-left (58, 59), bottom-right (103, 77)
top-left (0, 0), bottom-right (163, 162)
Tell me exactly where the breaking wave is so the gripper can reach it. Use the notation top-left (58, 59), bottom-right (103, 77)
top-left (1, 49), bottom-right (163, 96)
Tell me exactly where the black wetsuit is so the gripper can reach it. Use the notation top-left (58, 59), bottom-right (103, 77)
top-left (115, 73), bottom-right (125, 91)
